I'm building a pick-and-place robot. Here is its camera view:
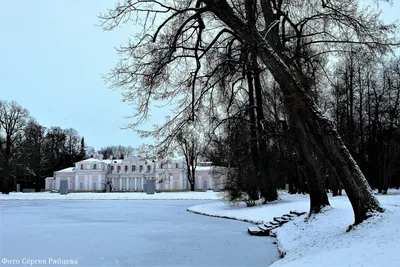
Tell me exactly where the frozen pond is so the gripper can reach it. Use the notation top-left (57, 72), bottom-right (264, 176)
top-left (0, 200), bottom-right (279, 267)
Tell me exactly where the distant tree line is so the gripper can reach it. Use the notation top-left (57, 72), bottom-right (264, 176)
top-left (203, 52), bottom-right (400, 204)
top-left (97, 145), bottom-right (136, 160)
top-left (0, 100), bottom-right (93, 194)
top-left (331, 52), bottom-right (400, 194)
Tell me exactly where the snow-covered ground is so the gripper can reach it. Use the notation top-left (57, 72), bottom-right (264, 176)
top-left (188, 190), bottom-right (400, 267)
top-left (0, 200), bottom-right (278, 267)
top-left (0, 191), bottom-right (221, 200)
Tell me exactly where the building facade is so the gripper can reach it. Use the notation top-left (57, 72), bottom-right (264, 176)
top-left (45, 157), bottom-right (216, 192)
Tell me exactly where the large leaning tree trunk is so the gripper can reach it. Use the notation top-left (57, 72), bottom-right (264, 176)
top-left (201, 0), bottom-right (383, 224)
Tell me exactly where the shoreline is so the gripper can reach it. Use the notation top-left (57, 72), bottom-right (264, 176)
top-left (187, 205), bottom-right (287, 261)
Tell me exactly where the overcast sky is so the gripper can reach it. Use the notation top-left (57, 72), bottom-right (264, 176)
top-left (1, 1), bottom-right (399, 151)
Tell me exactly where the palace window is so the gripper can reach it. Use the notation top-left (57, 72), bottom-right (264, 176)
top-left (132, 165), bottom-right (136, 172)
top-left (160, 163), bottom-right (163, 169)
top-left (94, 164), bottom-right (97, 169)
top-left (111, 166), bottom-right (114, 172)
top-left (80, 164), bottom-right (83, 170)
top-left (117, 166), bottom-right (121, 173)
top-left (125, 165), bottom-right (128, 172)
top-left (139, 165), bottom-right (143, 172)
top-left (176, 163), bottom-right (179, 168)
top-left (147, 165), bottom-right (151, 173)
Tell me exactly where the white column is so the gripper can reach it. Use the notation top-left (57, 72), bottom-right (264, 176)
top-left (199, 175), bottom-right (203, 189)
top-left (75, 175), bottom-right (79, 190)
top-left (98, 175), bottom-right (102, 190)
top-left (119, 178), bottom-right (122, 191)
top-left (67, 177), bottom-right (71, 190)
top-left (141, 177), bottom-right (144, 191)
top-left (127, 178), bottom-right (130, 191)
top-left (135, 177), bottom-right (137, 190)
top-left (84, 175), bottom-right (88, 191)
top-left (89, 175), bottom-right (93, 190)
top-left (112, 177), bottom-right (115, 190)
top-left (179, 173), bottom-right (183, 190)
top-left (170, 175), bottom-right (174, 190)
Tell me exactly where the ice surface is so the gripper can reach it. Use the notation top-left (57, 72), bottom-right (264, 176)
top-left (0, 191), bottom-right (221, 200)
top-left (0, 200), bottom-right (279, 267)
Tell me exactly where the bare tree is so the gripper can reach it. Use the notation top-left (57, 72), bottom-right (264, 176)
top-left (23, 119), bottom-right (48, 191)
top-left (176, 124), bottom-right (205, 191)
top-left (0, 100), bottom-right (30, 194)
top-left (64, 128), bottom-right (81, 162)
top-left (331, 53), bottom-right (400, 193)
top-left (98, 145), bottom-right (136, 159)
top-left (100, 0), bottom-right (399, 224)
top-left (45, 126), bottom-right (67, 172)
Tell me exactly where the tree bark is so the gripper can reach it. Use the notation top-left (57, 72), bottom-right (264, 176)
top-left (291, 128), bottom-right (330, 213)
top-left (191, 167), bottom-right (196, 191)
top-left (245, 0), bottom-right (277, 202)
top-left (190, 182), bottom-right (195, 191)
top-left (2, 161), bottom-right (10, 194)
top-left (246, 64), bottom-right (262, 197)
top-left (203, 0), bottom-right (383, 224)
top-left (253, 59), bottom-right (278, 201)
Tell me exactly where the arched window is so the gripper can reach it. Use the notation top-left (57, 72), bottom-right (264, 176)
top-left (94, 164), bottom-right (97, 169)
top-left (139, 165), bottom-right (143, 172)
top-left (147, 165), bottom-right (151, 172)
top-left (132, 165), bottom-right (136, 172)
top-left (125, 165), bottom-right (128, 172)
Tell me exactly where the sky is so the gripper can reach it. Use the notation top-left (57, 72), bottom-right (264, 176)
top-left (1, 1), bottom-right (399, 151)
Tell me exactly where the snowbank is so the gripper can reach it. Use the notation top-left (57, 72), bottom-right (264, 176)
top-left (0, 191), bottom-right (221, 200)
top-left (188, 193), bottom-right (310, 224)
top-left (188, 190), bottom-right (400, 267)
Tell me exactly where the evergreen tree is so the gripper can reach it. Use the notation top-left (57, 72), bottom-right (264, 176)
top-left (79, 137), bottom-right (86, 160)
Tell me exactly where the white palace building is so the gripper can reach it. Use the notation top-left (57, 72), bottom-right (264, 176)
top-left (45, 156), bottom-right (218, 192)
